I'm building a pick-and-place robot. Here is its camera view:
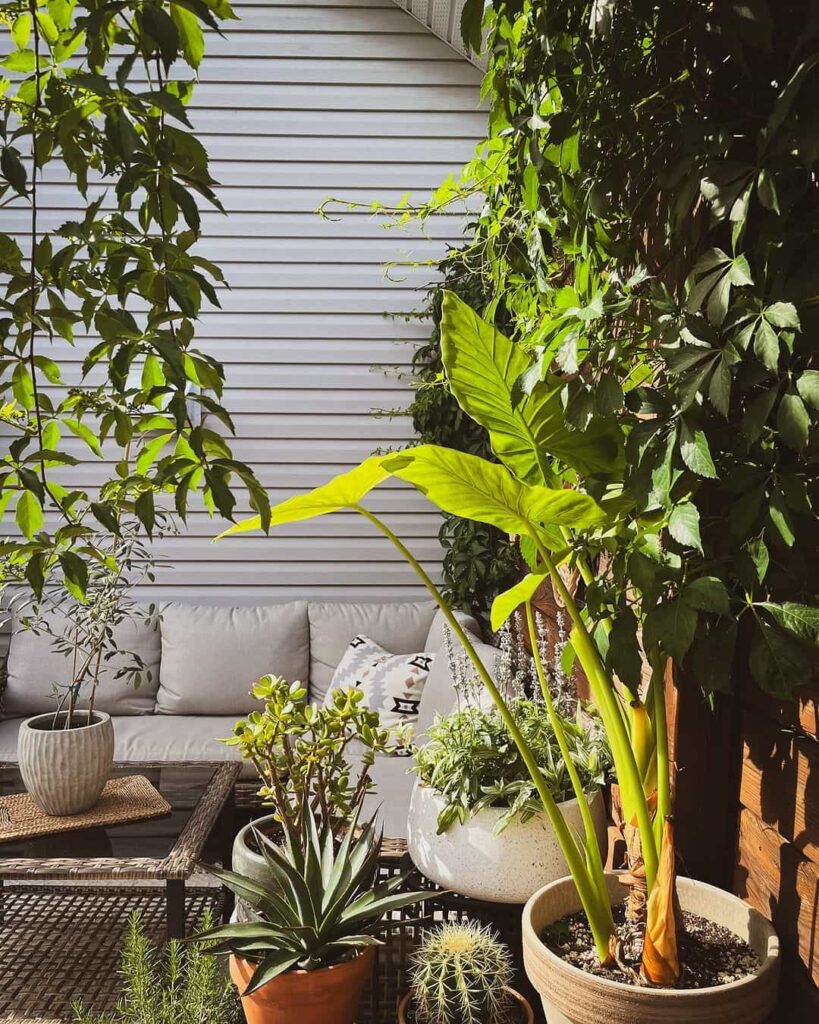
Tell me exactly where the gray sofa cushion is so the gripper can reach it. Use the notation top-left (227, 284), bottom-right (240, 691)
top-left (3, 608), bottom-right (160, 717)
top-left (424, 607), bottom-right (482, 652)
top-left (112, 714), bottom-right (253, 776)
top-left (307, 600), bottom-right (437, 705)
top-left (155, 602), bottom-right (310, 715)
top-left (415, 636), bottom-right (501, 739)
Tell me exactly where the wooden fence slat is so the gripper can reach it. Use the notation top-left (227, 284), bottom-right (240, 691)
top-left (734, 806), bottom-right (819, 986)
top-left (740, 709), bottom-right (819, 866)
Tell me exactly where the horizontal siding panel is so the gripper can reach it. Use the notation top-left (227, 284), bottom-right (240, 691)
top-left (221, 7), bottom-right (419, 33)
top-left (140, 562), bottom-right (441, 587)
top-left (147, 535), bottom-right (443, 562)
top-left (192, 57), bottom-right (479, 85)
top-left (184, 110), bottom-right (485, 138)
top-left (40, 338), bottom-right (419, 365)
top-left (3, 209), bottom-right (463, 240)
top-left (191, 83), bottom-right (480, 111)
top-left (203, 32), bottom-right (461, 61)
top-left (129, 584), bottom-right (437, 601)
top-left (33, 511), bottom-right (437, 538)
top-left (200, 135), bottom-right (477, 162)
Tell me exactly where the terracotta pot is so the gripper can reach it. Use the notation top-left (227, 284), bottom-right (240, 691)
top-left (229, 947), bottom-right (375, 1024)
top-left (522, 872), bottom-right (780, 1024)
top-left (407, 781), bottom-right (607, 904)
top-left (18, 710), bottom-right (114, 815)
top-left (398, 986), bottom-right (535, 1023)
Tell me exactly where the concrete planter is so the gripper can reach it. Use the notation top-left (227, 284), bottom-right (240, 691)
top-left (407, 781), bottom-right (607, 904)
top-left (18, 711), bottom-right (114, 815)
top-left (522, 872), bottom-right (780, 1024)
top-left (233, 813), bottom-right (280, 887)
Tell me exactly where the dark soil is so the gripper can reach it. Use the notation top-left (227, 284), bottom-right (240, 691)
top-left (541, 903), bottom-right (760, 990)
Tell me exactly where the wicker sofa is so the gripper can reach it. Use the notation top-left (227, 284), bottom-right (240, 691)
top-left (0, 600), bottom-right (497, 838)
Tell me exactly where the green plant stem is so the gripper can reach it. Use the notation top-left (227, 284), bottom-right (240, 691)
top-left (356, 505), bottom-right (615, 960)
top-left (525, 601), bottom-right (614, 918)
top-left (533, 538), bottom-right (659, 891)
top-left (650, 650), bottom-right (671, 850)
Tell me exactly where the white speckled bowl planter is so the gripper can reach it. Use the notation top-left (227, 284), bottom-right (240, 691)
top-left (522, 872), bottom-right (780, 1024)
top-left (407, 781), bottom-right (607, 904)
top-left (18, 710), bottom-right (114, 815)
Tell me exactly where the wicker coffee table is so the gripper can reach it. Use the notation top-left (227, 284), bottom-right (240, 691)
top-left (0, 760), bottom-right (239, 938)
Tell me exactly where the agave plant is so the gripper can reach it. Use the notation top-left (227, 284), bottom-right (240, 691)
top-left (193, 803), bottom-right (427, 994)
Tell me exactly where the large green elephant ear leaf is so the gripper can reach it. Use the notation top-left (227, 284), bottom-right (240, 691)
top-left (217, 457), bottom-right (388, 538)
top-left (440, 291), bottom-right (624, 483)
top-left (383, 445), bottom-right (608, 542)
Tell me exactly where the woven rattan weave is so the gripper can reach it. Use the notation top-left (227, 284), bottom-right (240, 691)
top-left (0, 775), bottom-right (171, 842)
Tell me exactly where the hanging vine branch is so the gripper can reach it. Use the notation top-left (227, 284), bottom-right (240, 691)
top-left (0, 0), bottom-right (270, 605)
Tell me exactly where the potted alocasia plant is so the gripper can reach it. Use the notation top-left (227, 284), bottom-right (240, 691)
top-left (193, 801), bottom-right (426, 1024)
top-left (224, 672), bottom-right (408, 893)
top-left (11, 519), bottom-right (159, 815)
top-left (219, 291), bottom-right (781, 1023)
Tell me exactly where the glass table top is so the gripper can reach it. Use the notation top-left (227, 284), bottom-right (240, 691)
top-left (0, 762), bottom-right (222, 863)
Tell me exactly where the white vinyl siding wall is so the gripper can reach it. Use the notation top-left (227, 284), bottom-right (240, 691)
top-left (1, 0), bottom-right (485, 609)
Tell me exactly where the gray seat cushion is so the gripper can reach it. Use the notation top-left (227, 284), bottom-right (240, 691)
top-left (355, 749), bottom-right (416, 840)
top-left (3, 608), bottom-right (160, 717)
top-left (0, 715), bottom-right (250, 774)
top-left (307, 600), bottom-right (437, 705)
top-left (155, 602), bottom-right (309, 715)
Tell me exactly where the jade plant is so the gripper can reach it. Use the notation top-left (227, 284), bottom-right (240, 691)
top-left (223, 673), bottom-right (410, 834)
top-left (220, 293), bottom-right (689, 985)
top-left (409, 921), bottom-right (514, 1024)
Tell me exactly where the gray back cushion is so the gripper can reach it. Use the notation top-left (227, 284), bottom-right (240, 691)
top-left (424, 608), bottom-right (482, 652)
top-left (3, 607), bottom-right (160, 717)
top-left (155, 601), bottom-right (309, 715)
top-left (307, 600), bottom-right (437, 705)
top-left (415, 636), bottom-right (501, 739)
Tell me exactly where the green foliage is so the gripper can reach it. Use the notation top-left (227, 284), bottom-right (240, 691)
top-left (401, 0), bottom-right (819, 697)
top-left (401, 262), bottom-right (519, 620)
top-left (0, 0), bottom-right (270, 608)
top-left (413, 697), bottom-right (610, 834)
top-left (72, 909), bottom-right (240, 1024)
top-left (223, 673), bottom-right (410, 832)
top-left (195, 802), bottom-right (426, 994)
top-left (410, 921), bottom-right (514, 1024)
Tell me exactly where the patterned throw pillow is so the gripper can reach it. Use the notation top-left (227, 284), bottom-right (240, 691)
top-left (325, 635), bottom-right (433, 729)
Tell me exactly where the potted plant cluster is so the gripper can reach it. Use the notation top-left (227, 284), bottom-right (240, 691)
top-left (220, 288), bottom-right (784, 1021)
top-left (399, 921), bottom-right (534, 1024)
top-left (193, 800), bottom-right (426, 1024)
top-left (224, 672), bottom-right (409, 890)
top-left (410, 692), bottom-right (609, 903)
top-left (11, 519), bottom-right (162, 815)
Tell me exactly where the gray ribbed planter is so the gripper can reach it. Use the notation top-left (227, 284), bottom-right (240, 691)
top-left (18, 711), bottom-right (114, 815)
top-left (522, 872), bottom-right (780, 1024)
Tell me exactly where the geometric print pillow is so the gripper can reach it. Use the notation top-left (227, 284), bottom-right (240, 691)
top-left (325, 635), bottom-right (433, 730)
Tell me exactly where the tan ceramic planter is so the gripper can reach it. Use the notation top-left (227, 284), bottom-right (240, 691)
top-left (398, 986), bottom-right (535, 1023)
top-left (522, 872), bottom-right (780, 1024)
top-left (229, 947), bottom-right (374, 1024)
